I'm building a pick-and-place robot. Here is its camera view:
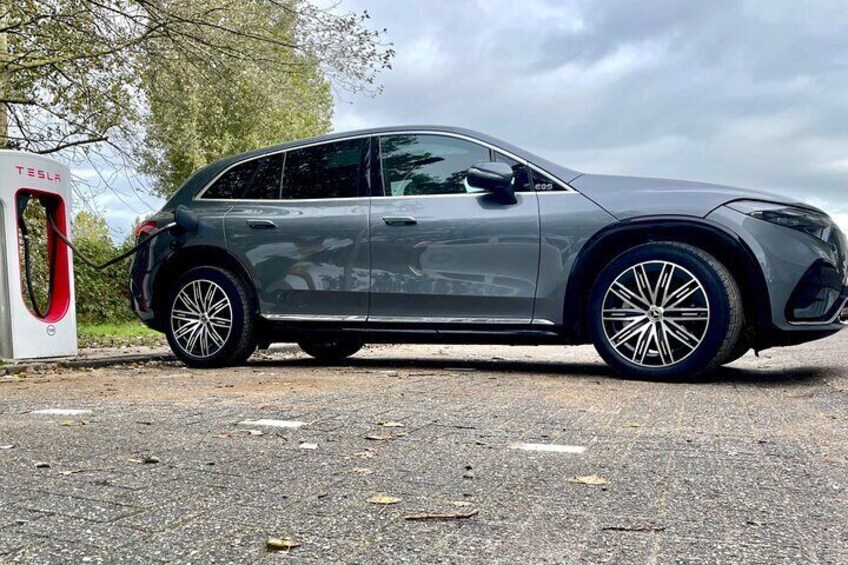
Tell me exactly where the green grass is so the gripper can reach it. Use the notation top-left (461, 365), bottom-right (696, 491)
top-left (78, 321), bottom-right (166, 348)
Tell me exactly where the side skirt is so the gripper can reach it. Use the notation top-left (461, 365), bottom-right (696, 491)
top-left (259, 319), bottom-right (570, 346)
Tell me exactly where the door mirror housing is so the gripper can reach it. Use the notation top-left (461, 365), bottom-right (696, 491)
top-left (467, 162), bottom-right (517, 204)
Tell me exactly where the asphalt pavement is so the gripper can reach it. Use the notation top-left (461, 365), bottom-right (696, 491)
top-left (1, 333), bottom-right (846, 564)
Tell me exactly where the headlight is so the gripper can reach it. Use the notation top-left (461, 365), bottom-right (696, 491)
top-left (728, 200), bottom-right (834, 241)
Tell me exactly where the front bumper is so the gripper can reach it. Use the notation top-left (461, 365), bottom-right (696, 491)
top-left (708, 205), bottom-right (847, 344)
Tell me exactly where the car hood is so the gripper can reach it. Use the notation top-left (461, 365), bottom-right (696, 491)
top-left (569, 174), bottom-right (813, 220)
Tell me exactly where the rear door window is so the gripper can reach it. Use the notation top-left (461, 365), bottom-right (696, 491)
top-left (202, 154), bottom-right (283, 200)
top-left (282, 139), bottom-right (366, 200)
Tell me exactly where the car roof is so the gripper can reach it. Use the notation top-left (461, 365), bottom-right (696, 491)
top-left (164, 126), bottom-right (581, 208)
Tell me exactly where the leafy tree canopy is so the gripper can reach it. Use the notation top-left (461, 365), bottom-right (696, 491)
top-left (0, 0), bottom-right (393, 194)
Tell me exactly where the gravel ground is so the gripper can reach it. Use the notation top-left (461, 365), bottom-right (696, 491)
top-left (1, 333), bottom-right (846, 564)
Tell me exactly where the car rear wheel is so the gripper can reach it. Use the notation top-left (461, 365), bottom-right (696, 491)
top-left (298, 339), bottom-right (363, 363)
top-left (588, 242), bottom-right (743, 380)
top-left (166, 266), bottom-right (257, 368)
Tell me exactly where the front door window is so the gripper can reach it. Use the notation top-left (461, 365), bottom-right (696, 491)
top-left (379, 135), bottom-right (490, 197)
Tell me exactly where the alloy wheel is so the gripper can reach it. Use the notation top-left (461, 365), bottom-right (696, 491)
top-left (601, 260), bottom-right (710, 367)
top-left (170, 279), bottom-right (233, 358)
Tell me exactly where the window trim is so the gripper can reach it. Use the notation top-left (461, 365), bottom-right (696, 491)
top-left (194, 130), bottom-right (576, 202)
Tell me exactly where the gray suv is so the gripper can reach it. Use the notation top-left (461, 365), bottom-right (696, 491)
top-left (130, 126), bottom-right (847, 379)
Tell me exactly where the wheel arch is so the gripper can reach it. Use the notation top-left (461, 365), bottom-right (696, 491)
top-left (564, 217), bottom-right (771, 346)
top-left (151, 245), bottom-right (258, 328)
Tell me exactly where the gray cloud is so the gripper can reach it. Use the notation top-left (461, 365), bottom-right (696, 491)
top-left (333, 0), bottom-right (848, 218)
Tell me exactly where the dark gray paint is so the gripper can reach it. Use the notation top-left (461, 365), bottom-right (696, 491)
top-left (224, 199), bottom-right (370, 319)
top-left (533, 194), bottom-right (619, 324)
top-left (130, 126), bottom-right (846, 350)
top-left (571, 174), bottom-right (813, 220)
top-left (369, 192), bottom-right (541, 322)
top-left (708, 205), bottom-right (845, 330)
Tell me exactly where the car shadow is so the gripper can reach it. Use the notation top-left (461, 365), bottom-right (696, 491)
top-left (249, 354), bottom-right (834, 387)
top-left (702, 365), bottom-right (832, 386)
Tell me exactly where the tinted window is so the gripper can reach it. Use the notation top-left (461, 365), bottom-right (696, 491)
top-left (494, 153), bottom-right (562, 192)
top-left (282, 139), bottom-right (364, 200)
top-left (493, 153), bottom-right (533, 192)
top-left (531, 170), bottom-right (560, 192)
top-left (379, 135), bottom-right (490, 196)
top-left (202, 154), bottom-right (283, 200)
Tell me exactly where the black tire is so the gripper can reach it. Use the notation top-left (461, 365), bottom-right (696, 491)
top-left (298, 339), bottom-right (363, 363)
top-left (588, 242), bottom-right (743, 380)
top-left (722, 339), bottom-right (750, 365)
top-left (165, 266), bottom-right (257, 368)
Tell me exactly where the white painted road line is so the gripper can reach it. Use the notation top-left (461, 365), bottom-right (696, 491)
top-left (510, 443), bottom-right (586, 454)
top-left (32, 409), bottom-right (92, 416)
top-left (239, 419), bottom-right (307, 429)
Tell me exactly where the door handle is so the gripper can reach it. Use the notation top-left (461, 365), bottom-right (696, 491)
top-left (382, 216), bottom-right (417, 226)
top-left (246, 219), bottom-right (277, 229)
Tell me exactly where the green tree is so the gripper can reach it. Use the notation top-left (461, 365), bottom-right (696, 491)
top-left (139, 2), bottom-right (334, 195)
top-left (70, 211), bottom-right (136, 323)
top-left (0, 0), bottom-right (392, 180)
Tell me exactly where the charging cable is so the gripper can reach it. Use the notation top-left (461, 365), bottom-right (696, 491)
top-left (46, 214), bottom-right (177, 270)
top-left (17, 195), bottom-right (56, 318)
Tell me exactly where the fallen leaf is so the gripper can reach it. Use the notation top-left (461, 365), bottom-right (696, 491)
top-left (348, 450), bottom-right (375, 460)
top-left (570, 474), bottom-right (610, 486)
top-left (367, 495), bottom-right (402, 505)
top-left (365, 434), bottom-right (391, 441)
top-left (405, 509), bottom-right (479, 521)
top-left (247, 429), bottom-right (264, 436)
top-left (266, 538), bottom-right (300, 552)
top-left (622, 423), bottom-right (642, 428)
top-left (450, 501), bottom-right (473, 507)
top-left (351, 467), bottom-right (373, 475)
top-left (376, 421), bottom-right (405, 428)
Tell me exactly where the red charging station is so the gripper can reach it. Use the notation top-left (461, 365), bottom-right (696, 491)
top-left (0, 151), bottom-right (77, 359)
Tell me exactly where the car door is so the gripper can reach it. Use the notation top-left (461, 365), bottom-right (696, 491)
top-left (223, 138), bottom-right (371, 320)
top-left (368, 133), bottom-right (540, 323)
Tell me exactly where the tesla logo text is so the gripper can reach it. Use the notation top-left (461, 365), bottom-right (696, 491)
top-left (14, 165), bottom-right (62, 182)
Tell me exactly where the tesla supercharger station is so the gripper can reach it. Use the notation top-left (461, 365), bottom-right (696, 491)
top-left (0, 150), bottom-right (77, 360)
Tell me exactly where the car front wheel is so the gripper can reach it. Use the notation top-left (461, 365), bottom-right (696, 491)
top-left (588, 242), bottom-right (743, 380)
top-left (165, 266), bottom-right (257, 368)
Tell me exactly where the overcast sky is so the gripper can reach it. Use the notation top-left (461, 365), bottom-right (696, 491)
top-left (98, 0), bottom-right (848, 233)
top-left (332, 0), bottom-right (848, 225)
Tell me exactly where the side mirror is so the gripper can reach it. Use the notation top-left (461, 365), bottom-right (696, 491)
top-left (467, 162), bottom-right (517, 204)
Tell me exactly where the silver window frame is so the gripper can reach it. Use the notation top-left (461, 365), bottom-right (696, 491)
top-left (194, 130), bottom-right (577, 202)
